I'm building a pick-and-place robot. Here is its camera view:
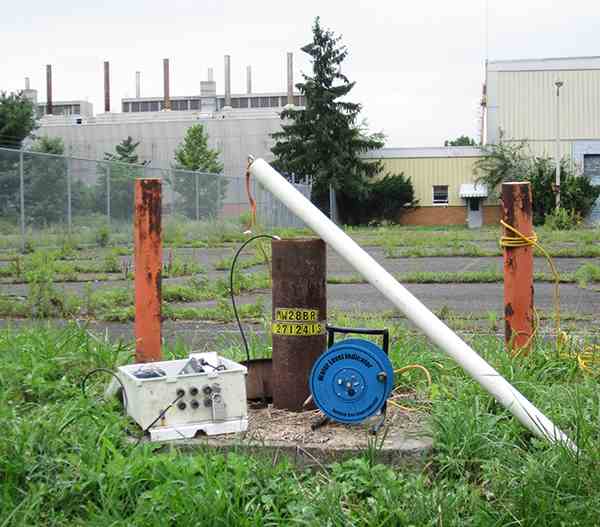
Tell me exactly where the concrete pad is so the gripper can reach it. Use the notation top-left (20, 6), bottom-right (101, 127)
top-left (146, 405), bottom-right (433, 469)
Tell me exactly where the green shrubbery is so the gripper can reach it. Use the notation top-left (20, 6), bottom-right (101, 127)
top-left (475, 142), bottom-right (600, 226)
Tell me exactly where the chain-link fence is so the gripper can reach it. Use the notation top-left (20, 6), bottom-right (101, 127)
top-left (0, 147), bottom-right (310, 251)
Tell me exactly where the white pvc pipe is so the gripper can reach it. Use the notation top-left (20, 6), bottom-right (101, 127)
top-left (249, 158), bottom-right (575, 451)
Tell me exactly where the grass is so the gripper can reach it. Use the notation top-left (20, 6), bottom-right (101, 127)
top-left (1, 323), bottom-right (599, 525)
top-left (0, 270), bottom-right (271, 322)
top-left (328, 265), bottom-right (600, 286)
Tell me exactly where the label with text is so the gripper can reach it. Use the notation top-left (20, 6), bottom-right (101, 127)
top-left (271, 321), bottom-right (325, 337)
top-left (275, 308), bottom-right (319, 322)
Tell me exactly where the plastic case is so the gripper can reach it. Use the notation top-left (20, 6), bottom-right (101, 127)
top-left (118, 352), bottom-right (248, 441)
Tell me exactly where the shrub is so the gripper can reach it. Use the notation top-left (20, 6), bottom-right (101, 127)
top-left (475, 142), bottom-right (600, 224)
top-left (543, 207), bottom-right (582, 230)
top-left (95, 224), bottom-right (110, 247)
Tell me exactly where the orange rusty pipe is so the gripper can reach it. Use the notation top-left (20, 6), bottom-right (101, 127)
top-left (134, 179), bottom-right (162, 362)
top-left (502, 181), bottom-right (534, 353)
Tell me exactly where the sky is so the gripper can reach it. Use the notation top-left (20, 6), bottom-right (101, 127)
top-left (2, 0), bottom-right (600, 147)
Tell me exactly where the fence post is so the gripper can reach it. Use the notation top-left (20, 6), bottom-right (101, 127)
top-left (19, 149), bottom-right (25, 253)
top-left (217, 174), bottom-right (222, 218)
top-left (329, 185), bottom-right (338, 225)
top-left (502, 181), bottom-right (534, 353)
top-left (195, 172), bottom-right (200, 221)
top-left (66, 156), bottom-right (72, 233)
top-left (134, 178), bottom-right (162, 362)
top-left (106, 163), bottom-right (111, 224)
top-left (171, 168), bottom-right (176, 216)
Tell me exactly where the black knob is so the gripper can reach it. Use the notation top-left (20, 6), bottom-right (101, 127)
top-left (202, 385), bottom-right (213, 395)
top-left (177, 401), bottom-right (187, 411)
top-left (176, 388), bottom-right (185, 397)
top-left (190, 400), bottom-right (200, 410)
top-left (189, 387), bottom-right (199, 397)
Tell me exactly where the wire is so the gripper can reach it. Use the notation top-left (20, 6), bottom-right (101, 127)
top-left (499, 219), bottom-right (600, 373)
top-left (81, 367), bottom-right (128, 411)
top-left (230, 234), bottom-right (280, 364)
top-left (135, 393), bottom-right (184, 446)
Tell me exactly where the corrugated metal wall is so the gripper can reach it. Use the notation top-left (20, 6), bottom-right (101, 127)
top-left (497, 69), bottom-right (600, 142)
top-left (379, 156), bottom-right (482, 206)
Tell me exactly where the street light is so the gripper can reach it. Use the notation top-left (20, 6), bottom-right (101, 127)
top-left (555, 80), bottom-right (564, 209)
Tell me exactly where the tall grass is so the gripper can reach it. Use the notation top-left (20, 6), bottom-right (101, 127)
top-left (1, 323), bottom-right (599, 525)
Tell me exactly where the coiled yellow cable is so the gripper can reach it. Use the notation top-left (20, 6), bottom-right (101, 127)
top-left (499, 220), bottom-right (599, 374)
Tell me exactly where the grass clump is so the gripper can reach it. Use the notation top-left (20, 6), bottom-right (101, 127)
top-left (2, 324), bottom-right (600, 525)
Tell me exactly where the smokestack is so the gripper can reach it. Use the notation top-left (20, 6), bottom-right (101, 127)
top-left (25, 77), bottom-right (30, 90)
top-left (135, 71), bottom-right (141, 98)
top-left (208, 68), bottom-right (214, 82)
top-left (287, 52), bottom-right (294, 105)
top-left (163, 58), bottom-right (171, 110)
top-left (246, 65), bottom-right (252, 94)
top-left (224, 55), bottom-right (231, 107)
top-left (46, 64), bottom-right (53, 115)
top-left (104, 61), bottom-right (110, 112)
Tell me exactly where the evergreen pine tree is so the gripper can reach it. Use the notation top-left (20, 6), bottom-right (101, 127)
top-left (173, 124), bottom-right (225, 219)
top-left (96, 136), bottom-right (143, 220)
top-left (271, 17), bottom-right (385, 223)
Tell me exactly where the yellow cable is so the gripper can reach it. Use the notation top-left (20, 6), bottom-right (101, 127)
top-left (499, 219), bottom-right (599, 375)
top-left (394, 364), bottom-right (432, 386)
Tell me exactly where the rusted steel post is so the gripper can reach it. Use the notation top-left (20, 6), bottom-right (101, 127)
top-left (271, 238), bottom-right (327, 410)
top-left (502, 182), bottom-right (534, 352)
top-left (134, 179), bottom-right (162, 362)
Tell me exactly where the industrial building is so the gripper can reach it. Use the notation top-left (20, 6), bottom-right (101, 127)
top-left (368, 55), bottom-right (600, 226)
top-left (484, 55), bottom-right (600, 223)
top-left (33, 53), bottom-right (302, 177)
top-left (364, 146), bottom-right (494, 228)
top-left (25, 53), bottom-right (600, 225)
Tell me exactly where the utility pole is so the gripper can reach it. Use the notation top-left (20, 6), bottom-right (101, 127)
top-left (555, 81), bottom-right (564, 209)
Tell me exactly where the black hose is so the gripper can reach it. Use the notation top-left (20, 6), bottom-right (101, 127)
top-left (81, 367), bottom-right (129, 411)
top-left (229, 234), bottom-right (280, 364)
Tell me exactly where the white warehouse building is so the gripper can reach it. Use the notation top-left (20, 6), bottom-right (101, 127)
top-left (34, 54), bottom-right (304, 178)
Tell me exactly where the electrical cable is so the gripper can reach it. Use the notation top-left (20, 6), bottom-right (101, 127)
top-left (135, 393), bottom-right (184, 446)
top-left (81, 367), bottom-right (128, 411)
top-left (499, 219), bottom-right (600, 372)
top-left (229, 234), bottom-right (280, 364)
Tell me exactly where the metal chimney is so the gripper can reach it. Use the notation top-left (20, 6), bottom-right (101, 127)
top-left (104, 61), bottom-right (110, 112)
top-left (208, 67), bottom-right (214, 82)
top-left (136, 71), bottom-right (141, 98)
top-left (246, 65), bottom-right (252, 94)
top-left (163, 58), bottom-right (171, 110)
top-left (46, 64), bottom-right (53, 115)
top-left (224, 55), bottom-right (231, 107)
top-left (287, 52), bottom-right (294, 105)
top-left (25, 77), bottom-right (30, 90)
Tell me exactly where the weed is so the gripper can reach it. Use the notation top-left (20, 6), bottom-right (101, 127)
top-left (574, 262), bottom-right (600, 287)
top-left (95, 224), bottom-right (111, 247)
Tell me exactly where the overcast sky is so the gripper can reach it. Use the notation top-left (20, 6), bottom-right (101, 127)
top-left (2, 0), bottom-right (600, 147)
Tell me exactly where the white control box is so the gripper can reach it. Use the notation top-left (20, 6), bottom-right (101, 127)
top-left (118, 352), bottom-right (248, 441)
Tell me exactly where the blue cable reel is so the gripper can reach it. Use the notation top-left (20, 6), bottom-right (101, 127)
top-left (309, 326), bottom-right (394, 426)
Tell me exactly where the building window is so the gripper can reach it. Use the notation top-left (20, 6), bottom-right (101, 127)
top-left (432, 185), bottom-right (449, 205)
top-left (238, 97), bottom-right (248, 108)
top-left (149, 101), bottom-right (159, 111)
top-left (250, 97), bottom-right (260, 108)
top-left (131, 102), bottom-right (140, 112)
top-left (190, 99), bottom-right (200, 110)
top-left (269, 96), bottom-right (280, 107)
